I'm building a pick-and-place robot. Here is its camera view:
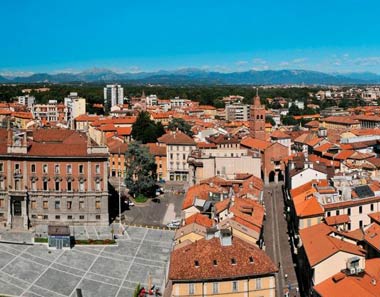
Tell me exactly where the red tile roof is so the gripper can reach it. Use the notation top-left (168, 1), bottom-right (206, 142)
top-left (314, 259), bottom-right (380, 297)
top-left (325, 214), bottom-right (350, 226)
top-left (185, 213), bottom-right (214, 228)
top-left (299, 223), bottom-right (366, 267)
top-left (240, 137), bottom-right (271, 150)
top-left (158, 131), bottom-right (195, 145)
top-left (0, 128), bottom-right (106, 157)
top-left (169, 237), bottom-right (278, 281)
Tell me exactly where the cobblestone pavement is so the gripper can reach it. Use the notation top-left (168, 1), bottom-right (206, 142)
top-left (263, 183), bottom-right (299, 297)
top-left (0, 226), bottom-right (174, 297)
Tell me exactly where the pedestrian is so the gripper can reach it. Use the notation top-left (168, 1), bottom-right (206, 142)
top-left (278, 262), bottom-right (281, 269)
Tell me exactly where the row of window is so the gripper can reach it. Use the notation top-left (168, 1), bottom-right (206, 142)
top-left (188, 278), bottom-right (261, 294)
top-left (31, 214), bottom-right (101, 220)
top-left (0, 199), bottom-right (102, 210)
top-left (168, 145), bottom-right (193, 151)
top-left (30, 200), bottom-right (101, 210)
top-left (30, 180), bottom-right (101, 192)
top-left (0, 163), bottom-right (101, 175)
top-left (169, 153), bottom-right (187, 160)
top-left (326, 204), bottom-right (375, 217)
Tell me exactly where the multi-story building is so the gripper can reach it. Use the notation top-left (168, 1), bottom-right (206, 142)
top-left (0, 128), bottom-right (109, 229)
top-left (158, 131), bottom-right (196, 182)
top-left (188, 135), bottom-right (261, 185)
top-left (225, 103), bottom-right (250, 121)
top-left (167, 233), bottom-right (278, 297)
top-left (31, 100), bottom-right (68, 124)
top-left (64, 92), bottom-right (86, 128)
top-left (104, 84), bottom-right (124, 111)
top-left (146, 94), bottom-right (158, 106)
top-left (321, 116), bottom-right (360, 130)
top-left (17, 95), bottom-right (35, 108)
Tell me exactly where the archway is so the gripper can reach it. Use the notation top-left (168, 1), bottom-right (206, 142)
top-left (269, 171), bottom-right (275, 183)
top-left (277, 170), bottom-right (284, 182)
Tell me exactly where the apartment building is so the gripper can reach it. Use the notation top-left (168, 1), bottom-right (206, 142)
top-left (0, 128), bottom-right (109, 229)
top-left (104, 84), bottom-right (124, 111)
top-left (225, 103), bottom-right (250, 121)
top-left (158, 131), bottom-right (196, 181)
top-left (167, 234), bottom-right (278, 297)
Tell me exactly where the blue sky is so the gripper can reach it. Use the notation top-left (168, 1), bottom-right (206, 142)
top-left (2, 0), bottom-right (380, 75)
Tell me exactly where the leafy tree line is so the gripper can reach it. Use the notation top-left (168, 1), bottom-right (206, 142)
top-left (0, 83), bottom-right (320, 109)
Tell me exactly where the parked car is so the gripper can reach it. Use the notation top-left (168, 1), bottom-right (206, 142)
top-left (171, 219), bottom-right (181, 225)
top-left (124, 200), bottom-right (134, 206)
top-left (166, 223), bottom-right (180, 229)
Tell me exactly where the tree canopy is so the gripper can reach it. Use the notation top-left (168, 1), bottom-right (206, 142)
top-left (125, 142), bottom-right (157, 197)
top-left (167, 117), bottom-right (193, 136)
top-left (131, 111), bottom-right (165, 144)
top-left (265, 115), bottom-right (276, 126)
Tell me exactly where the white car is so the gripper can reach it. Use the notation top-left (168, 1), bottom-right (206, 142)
top-left (166, 223), bottom-right (179, 229)
top-left (171, 219), bottom-right (181, 225)
top-left (125, 200), bottom-right (134, 206)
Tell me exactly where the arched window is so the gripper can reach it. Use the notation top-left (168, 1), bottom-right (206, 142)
top-left (256, 115), bottom-right (260, 120)
top-left (261, 115), bottom-right (264, 120)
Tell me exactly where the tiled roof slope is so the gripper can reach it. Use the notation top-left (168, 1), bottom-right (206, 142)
top-left (169, 237), bottom-right (278, 281)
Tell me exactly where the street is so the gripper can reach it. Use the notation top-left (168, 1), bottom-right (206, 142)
top-left (263, 183), bottom-right (299, 297)
top-left (121, 183), bottom-right (186, 228)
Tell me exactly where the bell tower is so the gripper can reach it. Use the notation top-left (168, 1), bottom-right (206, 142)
top-left (249, 88), bottom-right (266, 140)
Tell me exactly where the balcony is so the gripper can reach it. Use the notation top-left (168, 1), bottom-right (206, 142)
top-left (13, 170), bottom-right (23, 179)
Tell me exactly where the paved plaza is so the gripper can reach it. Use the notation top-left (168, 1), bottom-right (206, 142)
top-left (0, 226), bottom-right (174, 297)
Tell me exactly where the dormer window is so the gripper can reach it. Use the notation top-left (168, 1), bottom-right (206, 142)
top-left (249, 256), bottom-right (254, 264)
top-left (213, 260), bottom-right (218, 266)
top-left (194, 260), bottom-right (199, 267)
top-left (231, 258), bottom-right (236, 265)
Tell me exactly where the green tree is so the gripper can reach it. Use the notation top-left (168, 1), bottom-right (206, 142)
top-left (265, 115), bottom-right (276, 126)
top-left (131, 111), bottom-right (165, 144)
top-left (282, 115), bottom-right (298, 126)
top-left (168, 118), bottom-right (193, 136)
top-left (288, 104), bottom-right (301, 116)
top-left (125, 142), bottom-right (157, 197)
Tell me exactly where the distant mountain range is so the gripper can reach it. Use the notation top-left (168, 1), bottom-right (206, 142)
top-left (1, 68), bottom-right (380, 85)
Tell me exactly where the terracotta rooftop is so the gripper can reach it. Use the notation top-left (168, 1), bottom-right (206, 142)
top-left (323, 116), bottom-right (359, 125)
top-left (314, 258), bottom-right (380, 297)
top-left (158, 131), bottom-right (195, 145)
top-left (185, 213), bottom-right (214, 228)
top-left (325, 214), bottom-right (350, 226)
top-left (240, 137), bottom-right (271, 151)
top-left (299, 223), bottom-right (366, 267)
top-left (364, 223), bottom-right (380, 252)
top-left (0, 128), bottom-right (106, 158)
top-left (368, 212), bottom-right (380, 224)
top-left (145, 143), bottom-right (166, 156)
top-left (270, 130), bottom-right (290, 139)
top-left (169, 237), bottom-right (278, 281)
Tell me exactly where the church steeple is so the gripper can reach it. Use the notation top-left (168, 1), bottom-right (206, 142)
top-left (249, 87), bottom-right (266, 140)
top-left (253, 87), bottom-right (261, 106)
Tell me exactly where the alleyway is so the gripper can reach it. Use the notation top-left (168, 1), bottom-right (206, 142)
top-left (263, 183), bottom-right (299, 297)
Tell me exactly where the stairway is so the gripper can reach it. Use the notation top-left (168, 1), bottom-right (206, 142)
top-left (11, 216), bottom-right (25, 231)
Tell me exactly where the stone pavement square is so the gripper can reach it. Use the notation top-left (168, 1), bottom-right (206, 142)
top-left (0, 226), bottom-right (174, 297)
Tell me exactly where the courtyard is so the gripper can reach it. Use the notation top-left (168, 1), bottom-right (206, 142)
top-left (0, 226), bottom-right (174, 297)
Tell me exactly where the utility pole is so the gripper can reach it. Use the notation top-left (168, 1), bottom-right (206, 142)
top-left (118, 147), bottom-right (123, 235)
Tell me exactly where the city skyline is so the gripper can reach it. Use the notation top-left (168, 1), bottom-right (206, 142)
top-left (2, 0), bottom-right (380, 75)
